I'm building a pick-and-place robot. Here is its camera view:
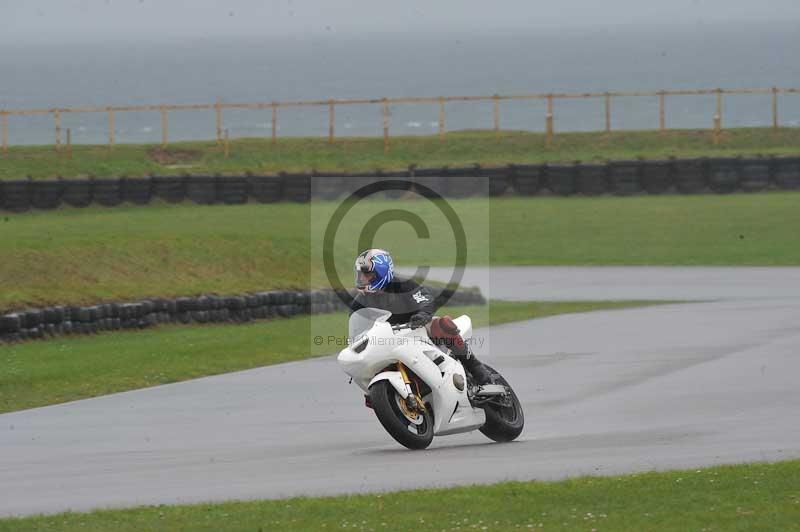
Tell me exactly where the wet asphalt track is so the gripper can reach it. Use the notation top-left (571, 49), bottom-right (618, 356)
top-left (2, 267), bottom-right (800, 517)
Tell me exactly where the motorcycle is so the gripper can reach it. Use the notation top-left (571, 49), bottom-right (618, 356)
top-left (337, 307), bottom-right (524, 450)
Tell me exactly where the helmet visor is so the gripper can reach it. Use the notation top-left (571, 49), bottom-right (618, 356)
top-left (355, 270), bottom-right (377, 290)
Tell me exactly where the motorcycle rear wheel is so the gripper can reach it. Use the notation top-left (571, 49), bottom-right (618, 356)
top-left (478, 365), bottom-right (524, 442)
top-left (370, 380), bottom-right (434, 450)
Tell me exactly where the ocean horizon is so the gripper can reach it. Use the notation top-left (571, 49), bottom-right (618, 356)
top-left (2, 21), bottom-right (798, 145)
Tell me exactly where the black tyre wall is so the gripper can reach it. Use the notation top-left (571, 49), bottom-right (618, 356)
top-left (708, 157), bottom-right (741, 193)
top-left (511, 165), bottom-right (544, 196)
top-left (281, 174), bottom-right (311, 202)
top-left (673, 158), bottom-right (708, 193)
top-left (186, 176), bottom-right (217, 205)
top-left (93, 179), bottom-right (123, 207)
top-left (311, 175), bottom-right (345, 200)
top-left (217, 176), bottom-right (249, 204)
top-left (772, 156), bottom-right (800, 189)
top-left (641, 160), bottom-right (673, 194)
top-left (152, 176), bottom-right (187, 203)
top-left (31, 180), bottom-right (63, 209)
top-left (576, 163), bottom-right (608, 195)
top-left (249, 176), bottom-right (283, 203)
top-left (545, 163), bottom-right (576, 195)
top-left (608, 161), bottom-right (643, 195)
top-left (122, 178), bottom-right (153, 205)
top-left (739, 157), bottom-right (770, 192)
top-left (2, 180), bottom-right (32, 212)
top-left (62, 180), bottom-right (92, 207)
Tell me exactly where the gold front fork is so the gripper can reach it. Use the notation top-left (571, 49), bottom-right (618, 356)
top-left (397, 362), bottom-right (427, 413)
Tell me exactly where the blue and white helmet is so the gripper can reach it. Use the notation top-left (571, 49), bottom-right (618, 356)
top-left (354, 249), bottom-right (394, 293)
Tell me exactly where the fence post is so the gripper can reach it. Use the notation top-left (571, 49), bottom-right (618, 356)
top-left (160, 106), bottom-right (168, 147)
top-left (658, 91), bottom-right (666, 135)
top-left (1, 112), bottom-right (7, 154)
top-left (271, 103), bottom-right (277, 145)
top-left (108, 109), bottom-right (115, 148)
top-left (66, 128), bottom-right (72, 159)
top-left (224, 128), bottom-right (230, 158)
top-left (713, 88), bottom-right (723, 145)
top-left (604, 92), bottom-right (611, 136)
top-left (772, 87), bottom-right (779, 129)
top-left (54, 110), bottom-right (62, 151)
top-left (493, 94), bottom-right (500, 139)
top-left (545, 94), bottom-right (554, 147)
top-left (328, 99), bottom-right (335, 144)
top-left (438, 97), bottom-right (445, 142)
top-left (215, 99), bottom-right (222, 144)
top-left (382, 98), bottom-right (390, 153)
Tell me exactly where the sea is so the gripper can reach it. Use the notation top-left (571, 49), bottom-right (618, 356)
top-left (1, 21), bottom-right (799, 145)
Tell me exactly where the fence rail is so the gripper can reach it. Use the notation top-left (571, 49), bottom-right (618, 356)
top-left (2, 86), bottom-right (799, 153)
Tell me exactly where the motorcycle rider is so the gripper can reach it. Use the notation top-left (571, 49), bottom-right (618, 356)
top-left (350, 248), bottom-right (493, 385)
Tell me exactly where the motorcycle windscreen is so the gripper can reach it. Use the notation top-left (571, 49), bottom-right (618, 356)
top-left (349, 307), bottom-right (392, 342)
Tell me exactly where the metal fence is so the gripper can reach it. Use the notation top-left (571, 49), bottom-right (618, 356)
top-left (2, 87), bottom-right (799, 153)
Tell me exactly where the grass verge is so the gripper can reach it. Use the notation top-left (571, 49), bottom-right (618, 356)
top-left (2, 459), bottom-right (798, 531)
top-left (2, 193), bottom-right (799, 311)
top-left (2, 128), bottom-right (800, 180)
top-left (0, 300), bottom-right (663, 413)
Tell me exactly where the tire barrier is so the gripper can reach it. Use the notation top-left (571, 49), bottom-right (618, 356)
top-left (3, 156), bottom-right (800, 212)
top-left (640, 160), bottom-right (673, 194)
top-left (62, 180), bottom-right (92, 208)
top-left (445, 166), bottom-right (486, 198)
top-left (708, 157), bottom-right (741, 193)
top-left (217, 176), bottom-right (249, 204)
top-left (152, 176), bottom-right (187, 203)
top-left (772, 156), bottom-right (800, 190)
top-left (673, 158), bottom-right (708, 194)
top-left (608, 160), bottom-right (643, 195)
top-left (739, 157), bottom-right (771, 192)
top-left (576, 163), bottom-right (609, 196)
top-left (248, 175), bottom-right (283, 203)
top-left (186, 176), bottom-right (217, 205)
top-left (2, 180), bottom-right (32, 212)
top-left (281, 173), bottom-right (311, 202)
top-left (410, 167), bottom-right (446, 198)
top-left (123, 178), bottom-right (153, 205)
top-left (312, 174), bottom-right (345, 200)
top-left (93, 179), bottom-right (123, 207)
top-left (31, 180), bottom-right (63, 209)
top-left (0, 286), bottom-right (486, 344)
top-left (545, 163), bottom-right (576, 195)
top-left (509, 164), bottom-right (543, 196)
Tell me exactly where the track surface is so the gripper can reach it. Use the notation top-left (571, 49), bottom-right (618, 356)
top-left (2, 267), bottom-right (800, 517)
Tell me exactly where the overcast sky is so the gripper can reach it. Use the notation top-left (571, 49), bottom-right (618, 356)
top-left (2, 0), bottom-right (799, 44)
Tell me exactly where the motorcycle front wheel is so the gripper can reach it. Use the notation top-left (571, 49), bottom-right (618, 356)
top-left (478, 365), bottom-right (524, 442)
top-left (370, 380), bottom-right (434, 450)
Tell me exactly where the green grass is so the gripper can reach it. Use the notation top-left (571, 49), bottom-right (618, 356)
top-left (2, 193), bottom-right (799, 311)
top-left (0, 300), bottom-right (662, 414)
top-left (2, 127), bottom-right (800, 179)
top-left (3, 460), bottom-right (798, 531)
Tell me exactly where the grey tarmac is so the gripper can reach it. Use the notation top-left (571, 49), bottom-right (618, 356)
top-left (1, 267), bottom-right (799, 517)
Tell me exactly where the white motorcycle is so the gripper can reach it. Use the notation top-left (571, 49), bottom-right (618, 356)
top-left (338, 308), bottom-right (524, 450)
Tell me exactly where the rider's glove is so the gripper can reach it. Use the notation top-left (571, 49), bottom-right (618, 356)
top-left (409, 313), bottom-right (431, 329)
top-left (437, 315), bottom-right (460, 335)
